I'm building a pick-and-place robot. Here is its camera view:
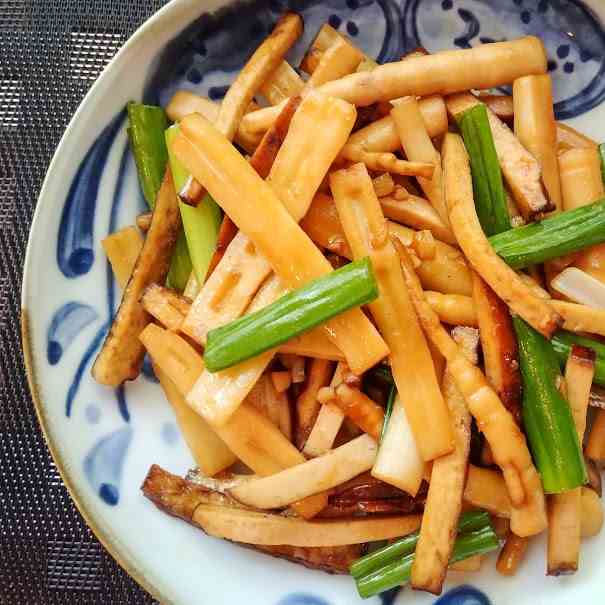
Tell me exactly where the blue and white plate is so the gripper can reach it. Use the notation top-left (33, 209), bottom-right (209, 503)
top-left (21, 0), bottom-right (605, 603)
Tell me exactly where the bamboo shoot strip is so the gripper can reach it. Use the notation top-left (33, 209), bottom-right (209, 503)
top-left (458, 104), bottom-right (511, 236)
top-left (513, 74), bottom-right (562, 211)
top-left (241, 37), bottom-right (547, 134)
top-left (395, 240), bottom-right (547, 537)
top-left (174, 113), bottom-right (389, 375)
top-left (411, 371), bottom-right (471, 594)
top-left (203, 258), bottom-right (378, 372)
top-left (442, 133), bottom-right (561, 338)
top-left (489, 199), bottom-right (605, 269)
top-left (331, 163), bottom-right (452, 462)
top-left (260, 60), bottom-right (304, 105)
top-left (513, 317), bottom-right (586, 493)
top-left (229, 434), bottom-right (378, 509)
top-left (92, 170), bottom-right (181, 386)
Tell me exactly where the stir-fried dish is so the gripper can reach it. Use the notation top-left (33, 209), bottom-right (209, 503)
top-left (94, 12), bottom-right (605, 598)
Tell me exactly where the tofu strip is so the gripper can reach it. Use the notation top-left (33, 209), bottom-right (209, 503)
top-left (92, 170), bottom-right (181, 386)
top-left (241, 37), bottom-right (547, 134)
top-left (442, 133), bottom-right (561, 338)
top-left (395, 238), bottom-right (547, 537)
top-left (411, 371), bottom-right (471, 594)
top-left (174, 112), bottom-right (388, 378)
top-left (331, 163), bottom-right (452, 462)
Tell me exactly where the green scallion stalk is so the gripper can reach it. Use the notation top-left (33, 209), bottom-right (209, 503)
top-left (552, 330), bottom-right (605, 386)
top-left (599, 143), bottom-right (605, 186)
top-left (165, 125), bottom-right (222, 288)
top-left (513, 317), bottom-right (587, 493)
top-left (489, 199), bottom-right (605, 269)
top-left (166, 233), bottom-right (193, 291)
top-left (458, 104), bottom-right (511, 236)
top-left (204, 258), bottom-right (379, 372)
top-left (127, 102), bottom-right (169, 208)
top-left (355, 524), bottom-right (499, 599)
top-left (379, 384), bottom-right (396, 444)
top-left (350, 510), bottom-right (490, 580)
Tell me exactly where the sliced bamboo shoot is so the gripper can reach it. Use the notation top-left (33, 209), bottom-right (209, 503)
top-left (193, 504), bottom-right (421, 547)
top-left (380, 195), bottom-right (457, 245)
top-left (295, 359), bottom-right (333, 448)
top-left (101, 226), bottom-right (143, 290)
top-left (513, 75), bottom-right (561, 211)
top-left (140, 283), bottom-right (191, 332)
top-left (411, 371), bottom-right (471, 594)
top-left (425, 291), bottom-right (477, 327)
top-left (229, 434), bottom-right (378, 509)
top-left (303, 364), bottom-right (347, 457)
top-left (155, 365), bottom-right (237, 476)
top-left (464, 465), bottom-right (512, 518)
top-left (300, 193), bottom-right (472, 295)
top-left (260, 60), bottom-right (304, 105)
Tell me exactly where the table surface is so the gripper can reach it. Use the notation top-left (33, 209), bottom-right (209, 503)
top-left (1, 1), bottom-right (169, 602)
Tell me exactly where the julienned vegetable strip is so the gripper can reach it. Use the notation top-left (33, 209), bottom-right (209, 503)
top-left (204, 258), bottom-right (378, 372)
top-left (551, 331), bottom-right (605, 386)
top-left (458, 104), bottom-right (511, 236)
top-left (489, 199), bottom-right (605, 269)
top-left (127, 102), bottom-right (169, 208)
top-left (354, 523), bottom-right (499, 598)
top-left (350, 510), bottom-right (490, 579)
top-left (513, 318), bottom-right (587, 493)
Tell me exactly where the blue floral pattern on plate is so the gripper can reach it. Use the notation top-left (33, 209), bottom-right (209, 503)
top-left (45, 0), bottom-right (604, 601)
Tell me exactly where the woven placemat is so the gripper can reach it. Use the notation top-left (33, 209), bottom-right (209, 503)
top-left (0, 1), bottom-right (170, 602)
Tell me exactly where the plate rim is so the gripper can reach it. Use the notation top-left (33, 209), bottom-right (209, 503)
top-left (19, 0), bottom-right (188, 602)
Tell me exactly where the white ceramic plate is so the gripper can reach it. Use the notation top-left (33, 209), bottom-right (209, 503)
top-left (22, 1), bottom-right (605, 603)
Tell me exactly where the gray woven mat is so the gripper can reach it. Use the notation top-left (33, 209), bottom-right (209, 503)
top-left (0, 1), bottom-right (169, 602)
